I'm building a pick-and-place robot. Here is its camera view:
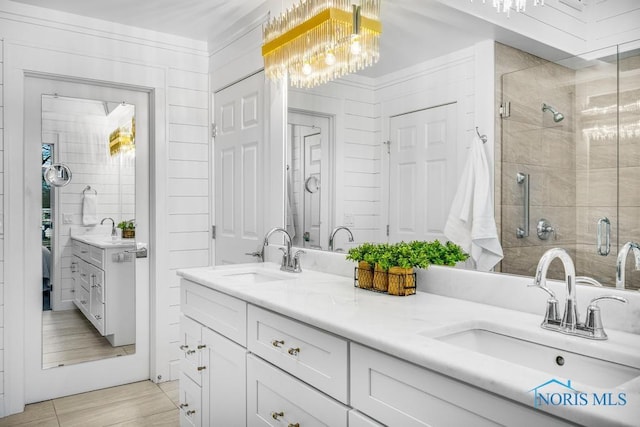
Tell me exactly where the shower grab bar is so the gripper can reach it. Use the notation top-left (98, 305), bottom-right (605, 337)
top-left (516, 172), bottom-right (529, 238)
top-left (597, 217), bottom-right (611, 256)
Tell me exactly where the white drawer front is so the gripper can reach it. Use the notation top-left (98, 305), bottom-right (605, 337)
top-left (179, 373), bottom-right (202, 427)
top-left (247, 354), bottom-right (348, 427)
top-left (350, 344), bottom-right (573, 427)
top-left (348, 410), bottom-right (384, 427)
top-left (89, 244), bottom-right (104, 269)
top-left (179, 315), bottom-right (205, 386)
top-left (181, 279), bottom-right (247, 346)
top-left (248, 305), bottom-right (348, 404)
top-left (72, 240), bottom-right (89, 260)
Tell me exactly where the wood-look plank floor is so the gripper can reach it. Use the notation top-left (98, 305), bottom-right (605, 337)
top-left (0, 381), bottom-right (180, 427)
top-left (42, 309), bottom-right (135, 369)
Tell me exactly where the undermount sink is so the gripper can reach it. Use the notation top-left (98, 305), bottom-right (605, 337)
top-left (219, 268), bottom-right (297, 284)
top-left (436, 328), bottom-right (640, 389)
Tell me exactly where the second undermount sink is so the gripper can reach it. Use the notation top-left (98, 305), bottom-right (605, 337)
top-left (435, 328), bottom-right (640, 389)
top-left (218, 268), bottom-right (297, 284)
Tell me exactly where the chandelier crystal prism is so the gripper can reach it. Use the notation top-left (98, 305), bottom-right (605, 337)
top-left (475, 0), bottom-right (545, 15)
top-left (262, 0), bottom-right (382, 88)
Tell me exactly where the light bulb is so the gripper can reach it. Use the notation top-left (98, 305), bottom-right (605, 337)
top-left (350, 35), bottom-right (362, 55)
top-left (325, 49), bottom-right (336, 65)
top-left (302, 62), bottom-right (313, 76)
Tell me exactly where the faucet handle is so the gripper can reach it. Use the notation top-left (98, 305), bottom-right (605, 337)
top-left (292, 250), bottom-right (305, 273)
top-left (575, 276), bottom-right (603, 287)
top-left (584, 295), bottom-right (627, 339)
top-left (529, 282), bottom-right (560, 324)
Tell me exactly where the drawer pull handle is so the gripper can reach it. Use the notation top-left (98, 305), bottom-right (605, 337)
top-left (271, 411), bottom-right (284, 420)
top-left (94, 314), bottom-right (102, 320)
top-left (179, 403), bottom-right (189, 409)
top-left (180, 345), bottom-right (189, 351)
top-left (186, 349), bottom-right (196, 355)
top-left (186, 410), bottom-right (196, 416)
top-left (197, 366), bottom-right (206, 371)
top-left (288, 424), bottom-right (300, 427)
top-left (288, 347), bottom-right (300, 356)
top-left (271, 339), bottom-right (285, 348)
top-left (197, 344), bottom-right (207, 349)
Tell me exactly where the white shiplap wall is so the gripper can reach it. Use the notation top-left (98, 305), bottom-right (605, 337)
top-left (0, 38), bottom-right (5, 402)
top-left (0, 0), bottom-right (209, 414)
top-left (166, 69), bottom-right (210, 380)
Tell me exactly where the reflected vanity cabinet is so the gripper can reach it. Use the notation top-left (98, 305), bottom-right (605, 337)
top-left (70, 238), bottom-right (135, 347)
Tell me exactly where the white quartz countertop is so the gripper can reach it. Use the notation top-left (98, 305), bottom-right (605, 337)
top-left (177, 262), bottom-right (640, 426)
top-left (71, 235), bottom-right (136, 249)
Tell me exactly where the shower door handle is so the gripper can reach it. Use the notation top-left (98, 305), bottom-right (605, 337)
top-left (516, 172), bottom-right (529, 238)
top-left (597, 217), bottom-right (611, 256)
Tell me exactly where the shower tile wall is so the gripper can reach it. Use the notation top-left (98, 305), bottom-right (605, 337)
top-left (498, 44), bottom-right (576, 280)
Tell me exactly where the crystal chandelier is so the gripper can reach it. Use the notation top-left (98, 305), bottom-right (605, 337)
top-left (262, 0), bottom-right (382, 88)
top-left (475, 0), bottom-right (545, 16)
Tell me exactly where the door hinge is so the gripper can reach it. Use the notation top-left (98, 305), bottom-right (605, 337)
top-left (211, 225), bottom-right (216, 239)
top-left (211, 123), bottom-right (217, 138)
top-left (499, 101), bottom-right (511, 118)
top-left (383, 140), bottom-right (391, 154)
top-left (386, 224), bottom-right (390, 236)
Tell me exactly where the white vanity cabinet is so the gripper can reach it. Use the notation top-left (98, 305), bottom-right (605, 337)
top-left (179, 279), bottom-right (248, 427)
top-left (70, 237), bottom-right (135, 346)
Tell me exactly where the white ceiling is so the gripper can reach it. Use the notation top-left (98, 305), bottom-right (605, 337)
top-left (7, 0), bottom-right (565, 77)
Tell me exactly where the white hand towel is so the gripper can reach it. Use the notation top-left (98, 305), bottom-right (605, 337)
top-left (82, 193), bottom-right (98, 226)
top-left (444, 135), bottom-right (503, 271)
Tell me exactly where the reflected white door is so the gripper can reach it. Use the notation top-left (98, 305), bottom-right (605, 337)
top-left (214, 73), bottom-right (264, 264)
top-left (388, 103), bottom-right (458, 242)
top-left (24, 77), bottom-right (150, 402)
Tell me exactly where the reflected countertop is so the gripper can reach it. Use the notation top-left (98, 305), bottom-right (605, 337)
top-left (71, 234), bottom-right (135, 249)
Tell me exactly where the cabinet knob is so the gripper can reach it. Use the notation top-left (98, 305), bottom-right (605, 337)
top-left (197, 344), bottom-right (207, 350)
top-left (94, 314), bottom-right (102, 320)
top-left (197, 366), bottom-right (206, 371)
top-left (288, 424), bottom-right (300, 427)
top-left (179, 403), bottom-right (189, 409)
top-left (287, 347), bottom-right (300, 356)
top-left (186, 410), bottom-right (196, 416)
top-left (186, 349), bottom-right (196, 355)
top-left (179, 345), bottom-right (189, 351)
top-left (271, 339), bottom-right (285, 348)
top-left (271, 411), bottom-right (284, 420)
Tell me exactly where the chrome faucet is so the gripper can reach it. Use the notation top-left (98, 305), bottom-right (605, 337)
top-left (328, 226), bottom-right (354, 252)
top-left (616, 241), bottom-right (640, 289)
top-left (533, 248), bottom-right (579, 331)
top-left (263, 227), bottom-right (304, 272)
top-left (531, 248), bottom-right (627, 340)
top-left (100, 217), bottom-right (117, 237)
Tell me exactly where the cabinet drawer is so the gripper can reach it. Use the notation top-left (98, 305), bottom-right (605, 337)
top-left (348, 410), bottom-right (384, 427)
top-left (179, 315), bottom-right (205, 386)
top-left (179, 373), bottom-right (202, 427)
top-left (248, 305), bottom-right (348, 404)
top-left (350, 344), bottom-right (572, 427)
top-left (89, 244), bottom-right (104, 269)
top-left (247, 354), bottom-right (348, 427)
top-left (181, 279), bottom-right (247, 346)
top-left (72, 240), bottom-right (89, 259)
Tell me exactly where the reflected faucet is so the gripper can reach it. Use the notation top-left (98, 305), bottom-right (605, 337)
top-left (328, 226), bottom-right (354, 252)
top-left (263, 227), bottom-right (303, 272)
top-left (101, 217), bottom-right (117, 237)
top-left (616, 242), bottom-right (640, 289)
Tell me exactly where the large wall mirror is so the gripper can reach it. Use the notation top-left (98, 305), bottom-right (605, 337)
top-left (40, 94), bottom-right (138, 369)
top-left (283, 2), bottom-right (640, 291)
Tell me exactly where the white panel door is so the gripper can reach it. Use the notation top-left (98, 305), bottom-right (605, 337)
top-left (389, 103), bottom-right (458, 242)
top-left (214, 73), bottom-right (264, 264)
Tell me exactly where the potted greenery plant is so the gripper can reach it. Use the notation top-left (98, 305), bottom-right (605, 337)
top-left (118, 220), bottom-right (135, 239)
top-left (346, 242), bottom-right (377, 289)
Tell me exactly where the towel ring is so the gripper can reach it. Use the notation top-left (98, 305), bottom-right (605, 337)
top-left (83, 185), bottom-right (97, 195)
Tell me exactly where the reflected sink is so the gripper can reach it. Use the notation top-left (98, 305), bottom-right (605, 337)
top-left (219, 269), bottom-right (297, 284)
top-left (436, 329), bottom-right (640, 389)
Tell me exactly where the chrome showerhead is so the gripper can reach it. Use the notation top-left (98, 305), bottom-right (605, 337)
top-left (542, 103), bottom-right (564, 123)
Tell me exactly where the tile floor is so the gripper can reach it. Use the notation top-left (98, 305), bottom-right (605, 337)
top-left (0, 380), bottom-right (180, 426)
